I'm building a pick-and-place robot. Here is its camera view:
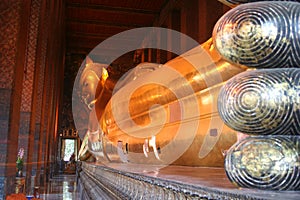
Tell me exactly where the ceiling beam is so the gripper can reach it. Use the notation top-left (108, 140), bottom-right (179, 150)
top-left (66, 46), bottom-right (135, 63)
top-left (68, 46), bottom-right (134, 55)
top-left (66, 32), bottom-right (115, 40)
top-left (66, 23), bottom-right (128, 37)
top-left (66, 32), bottom-right (138, 46)
top-left (67, 37), bottom-right (139, 51)
top-left (66, 2), bottom-right (160, 15)
top-left (67, 39), bottom-right (141, 51)
top-left (66, 19), bottom-right (141, 29)
top-left (66, 32), bottom-right (137, 40)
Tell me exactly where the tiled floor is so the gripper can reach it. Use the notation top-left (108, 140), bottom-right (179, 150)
top-left (39, 174), bottom-right (79, 200)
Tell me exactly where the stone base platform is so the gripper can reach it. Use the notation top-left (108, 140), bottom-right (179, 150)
top-left (77, 162), bottom-right (300, 200)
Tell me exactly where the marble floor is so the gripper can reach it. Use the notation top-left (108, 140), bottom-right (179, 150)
top-left (34, 164), bottom-right (300, 200)
top-left (39, 174), bottom-right (79, 200)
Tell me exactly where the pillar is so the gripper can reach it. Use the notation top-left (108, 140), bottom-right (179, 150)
top-left (0, 0), bottom-right (30, 197)
top-left (0, 0), bottom-right (65, 198)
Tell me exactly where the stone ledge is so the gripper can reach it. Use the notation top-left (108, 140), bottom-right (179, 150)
top-left (78, 162), bottom-right (300, 200)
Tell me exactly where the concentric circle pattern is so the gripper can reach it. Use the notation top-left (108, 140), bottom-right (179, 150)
top-left (213, 2), bottom-right (300, 68)
top-left (225, 136), bottom-right (300, 190)
top-left (218, 68), bottom-right (300, 135)
top-left (220, 0), bottom-right (300, 6)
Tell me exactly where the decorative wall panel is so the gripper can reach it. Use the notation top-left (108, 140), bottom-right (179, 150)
top-left (35, 3), bottom-right (48, 124)
top-left (0, 125), bottom-right (8, 166)
top-left (20, 0), bottom-right (41, 112)
top-left (0, 1), bottom-right (21, 89)
top-left (18, 112), bottom-right (31, 135)
top-left (18, 112), bottom-right (30, 163)
top-left (60, 54), bottom-right (85, 131)
top-left (0, 121), bottom-right (8, 140)
top-left (0, 1), bottom-right (22, 198)
top-left (0, 89), bottom-right (11, 120)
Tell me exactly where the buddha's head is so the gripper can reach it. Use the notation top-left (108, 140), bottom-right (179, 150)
top-left (79, 57), bottom-right (107, 110)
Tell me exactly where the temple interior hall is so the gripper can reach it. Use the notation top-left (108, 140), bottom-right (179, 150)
top-left (1, 0), bottom-right (300, 199)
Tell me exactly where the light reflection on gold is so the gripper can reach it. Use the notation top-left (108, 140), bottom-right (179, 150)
top-left (101, 68), bottom-right (109, 82)
top-left (217, 0), bottom-right (237, 8)
top-left (98, 38), bottom-right (247, 166)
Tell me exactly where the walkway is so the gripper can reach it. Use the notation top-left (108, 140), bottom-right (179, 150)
top-left (39, 174), bottom-right (79, 200)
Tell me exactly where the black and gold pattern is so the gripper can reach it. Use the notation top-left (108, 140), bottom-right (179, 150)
top-left (225, 136), bottom-right (300, 190)
top-left (218, 0), bottom-right (300, 7)
top-left (218, 68), bottom-right (300, 135)
top-left (213, 2), bottom-right (300, 68)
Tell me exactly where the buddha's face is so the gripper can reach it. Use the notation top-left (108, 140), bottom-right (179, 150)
top-left (80, 69), bottom-right (100, 109)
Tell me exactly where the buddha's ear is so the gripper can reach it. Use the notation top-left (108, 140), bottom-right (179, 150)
top-left (86, 56), bottom-right (93, 64)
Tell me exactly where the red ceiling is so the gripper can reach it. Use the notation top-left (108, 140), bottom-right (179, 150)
top-left (65, 0), bottom-right (168, 56)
